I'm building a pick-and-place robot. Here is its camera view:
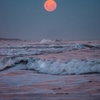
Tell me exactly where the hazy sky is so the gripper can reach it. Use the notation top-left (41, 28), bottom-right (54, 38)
top-left (0, 0), bottom-right (100, 40)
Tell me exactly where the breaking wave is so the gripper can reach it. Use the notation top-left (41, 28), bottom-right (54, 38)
top-left (0, 56), bottom-right (100, 75)
top-left (40, 39), bottom-right (55, 43)
top-left (0, 43), bottom-right (100, 56)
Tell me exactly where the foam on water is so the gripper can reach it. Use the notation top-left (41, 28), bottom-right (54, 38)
top-left (0, 56), bottom-right (100, 75)
top-left (0, 43), bottom-right (100, 56)
top-left (40, 39), bottom-right (55, 43)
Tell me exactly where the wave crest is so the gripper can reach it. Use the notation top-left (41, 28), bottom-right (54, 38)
top-left (0, 56), bottom-right (100, 75)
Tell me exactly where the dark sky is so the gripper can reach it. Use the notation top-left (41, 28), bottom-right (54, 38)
top-left (0, 0), bottom-right (100, 40)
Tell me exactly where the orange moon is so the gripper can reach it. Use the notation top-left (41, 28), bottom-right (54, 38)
top-left (44, 0), bottom-right (57, 12)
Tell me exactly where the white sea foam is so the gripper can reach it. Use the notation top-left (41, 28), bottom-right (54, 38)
top-left (40, 39), bottom-right (55, 44)
top-left (0, 43), bottom-right (99, 56)
top-left (0, 56), bottom-right (100, 75)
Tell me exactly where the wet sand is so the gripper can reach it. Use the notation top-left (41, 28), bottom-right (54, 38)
top-left (0, 70), bottom-right (100, 100)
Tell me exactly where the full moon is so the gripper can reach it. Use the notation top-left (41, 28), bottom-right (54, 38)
top-left (44, 0), bottom-right (57, 12)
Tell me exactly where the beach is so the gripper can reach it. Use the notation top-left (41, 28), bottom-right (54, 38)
top-left (0, 40), bottom-right (100, 100)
